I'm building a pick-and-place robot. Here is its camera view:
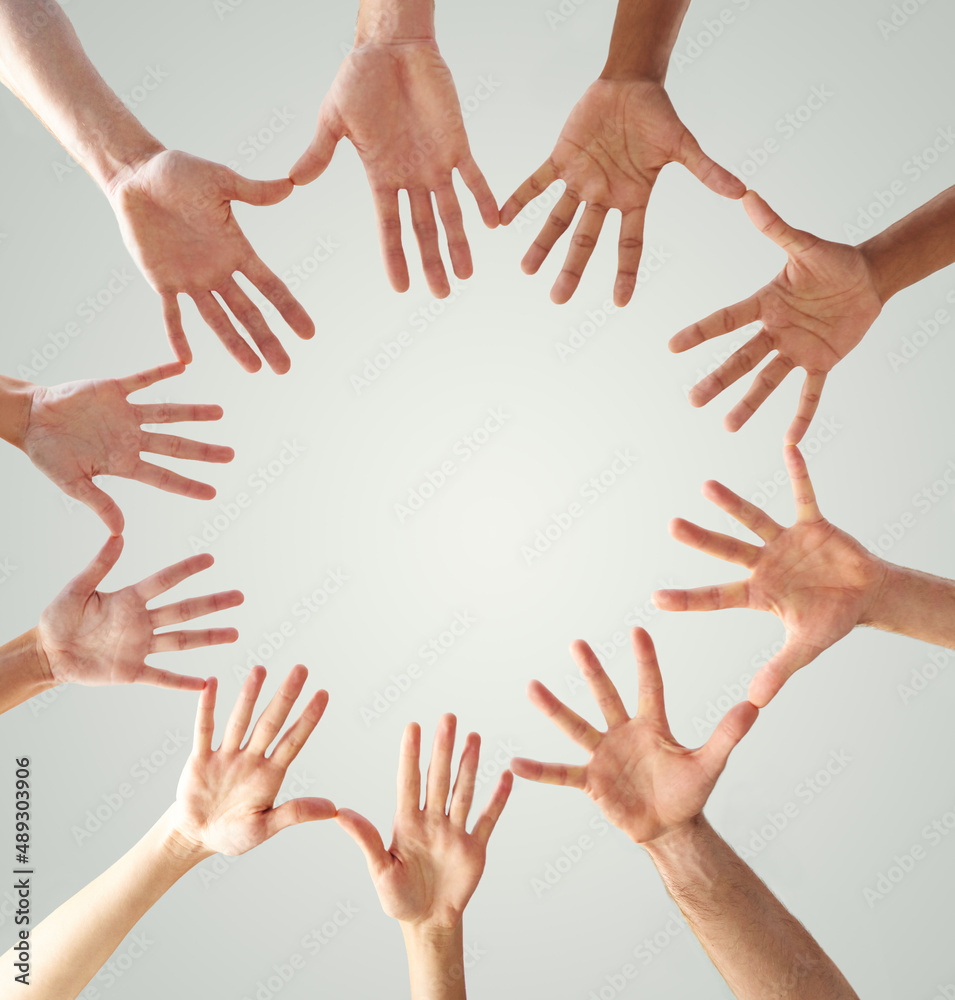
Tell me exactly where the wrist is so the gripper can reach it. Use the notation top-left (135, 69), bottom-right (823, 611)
top-left (0, 376), bottom-right (36, 450)
top-left (97, 135), bottom-right (166, 199)
top-left (158, 807), bottom-right (215, 868)
top-left (857, 231), bottom-right (902, 305)
top-left (858, 557), bottom-right (894, 628)
top-left (355, 0), bottom-right (435, 45)
top-left (400, 919), bottom-right (463, 949)
top-left (640, 812), bottom-right (709, 857)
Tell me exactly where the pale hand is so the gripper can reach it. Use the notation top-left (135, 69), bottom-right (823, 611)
top-left (37, 535), bottom-right (242, 689)
top-left (500, 78), bottom-right (744, 306)
top-left (654, 445), bottom-right (887, 707)
top-left (107, 149), bottom-right (315, 373)
top-left (290, 42), bottom-right (499, 298)
top-left (511, 629), bottom-right (757, 846)
top-left (23, 361), bottom-right (233, 535)
top-left (671, 191), bottom-right (884, 444)
top-left (336, 715), bottom-right (512, 930)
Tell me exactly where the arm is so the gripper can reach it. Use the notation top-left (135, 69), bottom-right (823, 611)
top-left (1, 362), bottom-right (233, 535)
top-left (0, 534), bottom-right (242, 714)
top-left (336, 715), bottom-right (512, 1000)
top-left (0, 0), bottom-right (314, 373)
top-left (653, 444), bottom-right (955, 705)
top-left (290, 0), bottom-right (498, 299)
top-left (499, 0), bottom-right (743, 307)
top-left (511, 628), bottom-right (858, 999)
top-left (0, 666), bottom-right (336, 1000)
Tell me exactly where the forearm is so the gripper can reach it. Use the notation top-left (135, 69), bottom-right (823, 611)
top-left (0, 628), bottom-right (56, 715)
top-left (355, 0), bottom-right (435, 44)
top-left (400, 923), bottom-right (466, 1000)
top-left (0, 374), bottom-right (33, 449)
top-left (0, 0), bottom-right (163, 191)
top-left (0, 806), bottom-right (210, 1000)
top-left (600, 0), bottom-right (692, 83)
top-left (644, 816), bottom-right (858, 1000)
top-left (862, 560), bottom-right (955, 647)
top-left (859, 184), bottom-right (955, 302)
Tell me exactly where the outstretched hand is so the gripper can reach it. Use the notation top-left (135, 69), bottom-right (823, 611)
top-left (107, 150), bottom-right (315, 373)
top-left (37, 535), bottom-right (242, 689)
top-left (671, 191), bottom-right (884, 443)
top-left (501, 78), bottom-right (744, 306)
top-left (336, 715), bottom-right (512, 931)
top-left (22, 361), bottom-right (232, 535)
top-left (511, 628), bottom-right (756, 846)
top-left (291, 42), bottom-right (498, 298)
top-left (170, 665), bottom-right (336, 856)
top-left (654, 445), bottom-right (887, 706)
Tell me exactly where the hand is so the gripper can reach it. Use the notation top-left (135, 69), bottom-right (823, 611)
top-left (500, 78), bottom-right (744, 306)
top-left (511, 629), bottom-right (756, 846)
top-left (107, 149), bottom-right (315, 373)
top-left (22, 361), bottom-right (233, 535)
top-left (37, 535), bottom-right (242, 689)
top-left (653, 445), bottom-right (887, 707)
top-left (290, 42), bottom-right (499, 298)
top-left (336, 714), bottom-right (512, 931)
top-left (670, 191), bottom-right (884, 444)
top-left (170, 665), bottom-right (336, 856)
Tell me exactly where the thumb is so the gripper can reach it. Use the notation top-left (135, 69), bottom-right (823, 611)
top-left (62, 478), bottom-right (124, 536)
top-left (699, 700), bottom-right (758, 779)
top-left (69, 533), bottom-right (124, 595)
top-left (748, 638), bottom-right (821, 708)
top-left (743, 190), bottom-right (818, 256)
top-left (221, 169), bottom-right (293, 207)
top-left (289, 105), bottom-right (342, 185)
top-left (263, 797), bottom-right (338, 841)
top-left (335, 808), bottom-right (389, 873)
top-left (677, 127), bottom-right (745, 199)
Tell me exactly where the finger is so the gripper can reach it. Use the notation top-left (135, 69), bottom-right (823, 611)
top-left (269, 689), bottom-right (330, 770)
top-left (509, 757), bottom-right (585, 789)
top-left (521, 192), bottom-right (579, 275)
top-left (785, 372), bottom-right (827, 446)
top-left (68, 534), bottom-right (124, 594)
top-left (424, 713), bottom-right (456, 814)
top-left (652, 581), bottom-right (749, 613)
top-left (222, 170), bottom-right (293, 207)
top-left (335, 809), bottom-right (390, 875)
top-left (748, 638), bottom-right (822, 708)
top-left (192, 291), bottom-right (262, 373)
top-left (140, 432), bottom-right (234, 464)
top-left (149, 590), bottom-right (244, 628)
top-left (397, 722), bottom-right (422, 815)
top-left (136, 402), bottom-right (224, 424)
top-left (434, 181), bottom-right (472, 280)
top-left (550, 202), bottom-right (608, 305)
top-left (161, 293), bottom-right (192, 365)
top-left (218, 278), bottom-right (291, 375)
top-left (409, 188), bottom-right (451, 298)
top-left (613, 209), bottom-right (646, 308)
top-left (62, 478), bottom-right (124, 536)
top-left (471, 769), bottom-right (514, 846)
top-left (221, 664), bottom-right (266, 751)
top-left (688, 330), bottom-right (772, 407)
top-left (697, 700), bottom-right (758, 779)
top-left (724, 356), bottom-right (796, 433)
top-left (676, 128), bottom-right (746, 199)
top-left (129, 459), bottom-right (217, 501)
top-left (262, 797), bottom-right (338, 840)
top-left (568, 640), bottom-right (629, 728)
top-left (700, 480), bottom-right (783, 543)
top-left (499, 160), bottom-right (560, 226)
top-left (246, 664), bottom-right (309, 754)
top-left (289, 105), bottom-right (343, 185)
top-left (669, 296), bottom-right (761, 354)
top-left (457, 154), bottom-right (499, 229)
top-left (243, 256), bottom-right (315, 343)
top-left (371, 186), bottom-right (410, 293)
top-left (136, 551), bottom-right (214, 601)
top-left (784, 444), bottom-right (823, 522)
top-left (149, 627), bottom-right (239, 653)
top-left (119, 362), bottom-right (185, 395)
top-left (136, 665), bottom-right (207, 691)
top-left (527, 679), bottom-right (602, 752)
top-left (193, 677), bottom-right (217, 753)
top-left (630, 628), bottom-right (668, 729)
top-left (448, 731), bottom-right (480, 827)
top-left (667, 517), bottom-right (762, 569)
top-left (743, 190), bottom-right (818, 256)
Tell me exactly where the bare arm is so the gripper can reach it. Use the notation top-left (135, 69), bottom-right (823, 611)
top-left (601, 0), bottom-right (693, 83)
top-left (864, 562), bottom-right (955, 648)
top-left (0, 629), bottom-right (57, 715)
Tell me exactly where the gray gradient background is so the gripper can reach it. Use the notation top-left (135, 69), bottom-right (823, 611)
top-left (1, 0), bottom-right (955, 996)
